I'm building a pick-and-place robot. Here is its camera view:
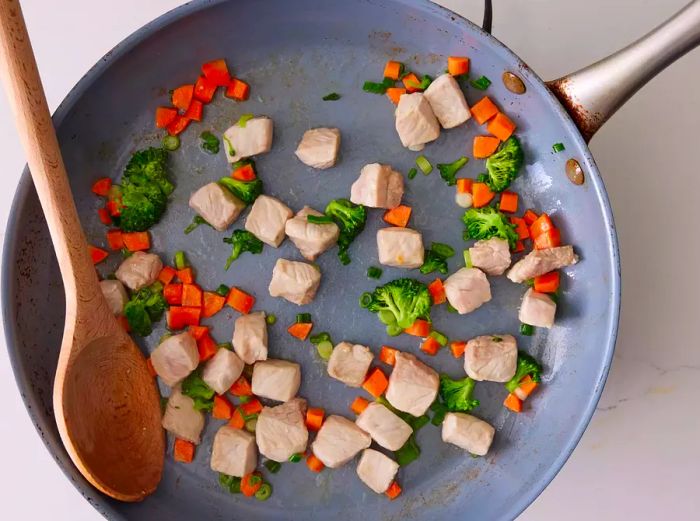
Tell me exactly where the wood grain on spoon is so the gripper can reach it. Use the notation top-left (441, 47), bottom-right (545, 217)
top-left (0, 0), bottom-right (164, 501)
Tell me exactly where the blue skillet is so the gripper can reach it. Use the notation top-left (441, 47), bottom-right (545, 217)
top-left (3, 0), bottom-right (699, 519)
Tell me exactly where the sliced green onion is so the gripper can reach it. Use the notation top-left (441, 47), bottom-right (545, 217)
top-left (216, 284), bottom-right (230, 297)
top-left (316, 340), bottom-right (334, 360)
top-left (255, 482), bottom-right (272, 501)
top-left (446, 303), bottom-right (458, 314)
top-left (219, 473), bottom-right (242, 494)
top-left (367, 266), bottom-right (383, 279)
top-left (159, 332), bottom-right (173, 344)
top-left (520, 323), bottom-right (535, 336)
top-left (359, 292), bottom-right (373, 308)
top-left (218, 342), bottom-right (233, 350)
top-left (162, 135), bottom-right (180, 151)
top-left (407, 167), bottom-right (418, 180)
top-left (416, 155), bottom-right (432, 175)
top-left (463, 249), bottom-right (472, 268)
top-left (222, 135), bottom-right (235, 157)
top-left (174, 251), bottom-right (188, 270)
top-left (552, 142), bottom-right (566, 153)
top-left (429, 330), bottom-right (448, 346)
top-left (264, 460), bottom-right (282, 473)
top-left (248, 474), bottom-right (262, 486)
top-left (288, 453), bottom-right (302, 463)
top-left (296, 313), bottom-right (312, 324)
top-left (265, 314), bottom-right (277, 325)
top-left (470, 75), bottom-right (492, 90)
top-left (549, 292), bottom-right (559, 304)
top-left (121, 248), bottom-right (133, 258)
top-left (307, 214), bottom-right (334, 224)
top-left (431, 242), bottom-right (455, 258)
top-left (525, 279), bottom-right (535, 287)
top-left (362, 78), bottom-right (394, 94)
top-left (184, 215), bottom-right (208, 235)
top-left (245, 417), bottom-right (258, 433)
top-left (418, 75), bottom-right (433, 90)
top-left (309, 332), bottom-right (331, 345)
top-left (238, 395), bottom-right (251, 404)
top-left (237, 113), bottom-right (254, 127)
top-left (322, 92), bottom-right (341, 101)
top-left (200, 131), bottom-right (220, 154)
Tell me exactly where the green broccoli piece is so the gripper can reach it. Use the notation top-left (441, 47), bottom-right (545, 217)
top-left (505, 351), bottom-right (542, 392)
top-left (123, 147), bottom-right (173, 196)
top-left (485, 136), bottom-right (524, 192)
top-left (325, 199), bottom-right (367, 265)
top-left (123, 282), bottom-right (167, 336)
top-left (439, 374), bottom-right (480, 412)
top-left (181, 370), bottom-right (215, 411)
top-left (218, 177), bottom-right (263, 205)
top-left (437, 157), bottom-right (469, 186)
top-left (223, 230), bottom-right (264, 269)
top-left (462, 207), bottom-right (519, 248)
top-left (360, 278), bottom-right (431, 335)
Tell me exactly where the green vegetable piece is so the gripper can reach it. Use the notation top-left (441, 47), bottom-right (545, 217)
top-left (245, 417), bottom-right (258, 432)
top-left (309, 332), bottom-right (331, 345)
top-left (222, 135), bottom-right (236, 157)
top-left (219, 473), bottom-right (242, 494)
top-left (266, 314), bottom-right (277, 325)
top-left (255, 483), bottom-right (272, 501)
top-left (218, 176), bottom-right (263, 205)
top-left (296, 313), bottom-right (312, 324)
top-left (159, 332), bottom-right (173, 344)
top-left (362, 278), bottom-right (432, 334)
top-left (485, 136), bottom-right (524, 192)
top-left (407, 167), bottom-right (418, 180)
top-left (463, 249), bottom-right (472, 268)
top-left (184, 215), bottom-right (209, 234)
top-left (386, 323), bottom-right (404, 336)
top-left (446, 302), bottom-right (458, 313)
top-left (162, 135), bottom-right (180, 151)
top-left (525, 278), bottom-right (535, 287)
top-left (216, 284), bottom-right (230, 297)
top-left (322, 92), bottom-right (341, 101)
top-left (264, 460), bottom-right (282, 473)
top-left (181, 371), bottom-right (215, 411)
top-left (418, 75), bottom-right (433, 90)
top-left (124, 282), bottom-right (167, 336)
top-left (288, 453), bottom-right (302, 463)
top-left (325, 199), bottom-right (367, 265)
top-left (469, 75), bottom-right (492, 90)
top-left (236, 114), bottom-right (254, 127)
top-left (200, 131), bottom-right (220, 154)
top-left (367, 266), bottom-right (383, 279)
top-left (420, 249), bottom-right (449, 275)
top-left (416, 155), bottom-right (432, 175)
top-left (520, 323), bottom-right (534, 336)
top-left (174, 251), bottom-right (188, 270)
top-left (307, 214), bottom-right (334, 224)
top-left (552, 142), bottom-right (565, 153)
top-left (411, 414), bottom-right (430, 430)
top-left (430, 242), bottom-right (455, 258)
top-left (430, 400), bottom-right (448, 425)
top-left (462, 207), bottom-right (519, 249)
top-left (504, 352), bottom-right (542, 393)
top-left (238, 395), bottom-right (251, 405)
top-left (218, 342), bottom-right (233, 350)
top-left (437, 157), bottom-right (468, 186)
top-left (316, 340), bottom-right (334, 360)
top-left (439, 374), bottom-right (480, 412)
top-left (223, 230), bottom-right (264, 269)
top-left (477, 172), bottom-right (488, 183)
top-left (362, 78), bottom-right (394, 94)
top-left (394, 434), bottom-right (421, 466)
top-left (429, 330), bottom-right (448, 346)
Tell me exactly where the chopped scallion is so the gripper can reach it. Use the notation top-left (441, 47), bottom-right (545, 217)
top-left (431, 242), bottom-right (455, 258)
top-left (265, 314), bottom-right (277, 325)
top-left (446, 303), bottom-right (458, 313)
top-left (470, 75), bottom-right (492, 90)
top-left (296, 313), bottom-right (312, 324)
top-left (429, 330), bottom-right (448, 346)
top-left (264, 460), bottom-right (282, 473)
top-left (216, 284), bottom-right (230, 297)
top-left (218, 342), bottom-right (233, 350)
top-left (236, 113), bottom-right (254, 127)
top-left (322, 92), bottom-right (341, 101)
top-left (416, 155), bottom-right (432, 175)
top-left (407, 167), bottom-right (418, 180)
top-left (362, 77), bottom-right (394, 94)
top-left (244, 417), bottom-right (257, 433)
top-left (463, 249), bottom-right (472, 268)
top-left (367, 266), bottom-right (383, 279)
top-left (288, 453), bottom-right (302, 463)
top-left (520, 323), bottom-right (535, 336)
top-left (255, 483), bottom-right (272, 501)
top-left (359, 292), bottom-right (373, 308)
top-left (200, 131), bottom-right (220, 154)
top-left (307, 214), bottom-right (334, 224)
top-left (310, 332), bottom-right (331, 345)
top-left (552, 142), bottom-right (565, 153)
top-left (174, 251), bottom-right (188, 270)
top-left (162, 135), bottom-right (180, 151)
top-left (316, 340), bottom-right (334, 360)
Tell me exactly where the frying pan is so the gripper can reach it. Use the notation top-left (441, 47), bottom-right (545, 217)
top-left (3, 0), bottom-right (699, 519)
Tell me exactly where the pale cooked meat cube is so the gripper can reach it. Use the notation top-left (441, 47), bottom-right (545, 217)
top-left (356, 449), bottom-right (399, 494)
top-left (201, 348), bottom-right (245, 395)
top-left (256, 398), bottom-right (309, 462)
top-left (385, 352), bottom-right (439, 416)
top-left (441, 412), bottom-right (495, 456)
top-left (284, 206), bottom-right (340, 261)
top-left (355, 402), bottom-right (412, 451)
top-left (99, 279), bottom-right (128, 315)
top-left (326, 342), bottom-right (374, 387)
top-left (443, 267), bottom-right (492, 314)
top-left (295, 127), bottom-right (341, 169)
top-left (376, 227), bottom-right (425, 269)
top-left (469, 238), bottom-right (511, 276)
top-left (311, 415), bottom-right (371, 468)
top-left (223, 116), bottom-right (273, 163)
top-left (507, 245), bottom-right (579, 283)
top-left (268, 258), bottom-right (321, 305)
top-left (394, 92), bottom-right (440, 150)
top-left (464, 334), bottom-right (517, 382)
top-left (519, 288), bottom-right (557, 328)
top-left (423, 73), bottom-right (471, 129)
top-left (251, 359), bottom-right (301, 402)
top-left (150, 332), bottom-right (199, 387)
top-left (115, 251), bottom-right (162, 291)
top-left (232, 311), bottom-right (268, 365)
top-left (350, 163), bottom-right (404, 209)
top-left (210, 426), bottom-right (257, 477)
top-left (244, 194), bottom-right (293, 247)
top-left (188, 182), bottom-right (246, 232)
top-left (161, 386), bottom-right (205, 444)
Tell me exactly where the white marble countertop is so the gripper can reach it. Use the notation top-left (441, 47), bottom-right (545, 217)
top-left (1, 1), bottom-right (698, 519)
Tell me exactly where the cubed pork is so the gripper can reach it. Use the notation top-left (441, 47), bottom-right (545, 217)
top-left (285, 206), bottom-right (340, 261)
top-left (251, 359), bottom-right (301, 402)
top-left (223, 116), bottom-right (273, 163)
top-left (201, 347), bottom-right (245, 395)
top-left (232, 311), bottom-right (268, 365)
top-left (441, 412), bottom-right (495, 456)
top-left (256, 398), bottom-right (309, 462)
top-left (115, 251), bottom-right (162, 291)
top-left (385, 352), bottom-right (439, 416)
top-left (188, 182), bottom-right (246, 231)
top-left (161, 386), bottom-right (205, 444)
top-left (326, 342), bottom-right (374, 387)
top-left (295, 127), bottom-right (341, 169)
top-left (350, 163), bottom-right (404, 209)
top-left (519, 288), bottom-right (557, 328)
top-left (268, 258), bottom-right (321, 305)
top-left (443, 267), bottom-right (492, 314)
top-left (507, 245), bottom-right (579, 283)
top-left (244, 194), bottom-right (293, 247)
top-left (99, 279), bottom-right (128, 315)
top-left (150, 332), bottom-right (199, 387)
top-left (311, 415), bottom-right (371, 468)
top-left (356, 449), bottom-right (399, 494)
top-left (355, 402), bottom-right (412, 451)
top-left (394, 92), bottom-right (440, 150)
top-left (376, 227), bottom-right (424, 269)
top-left (469, 238), bottom-right (511, 276)
top-left (423, 73), bottom-right (471, 129)
top-left (464, 334), bottom-right (518, 382)
top-left (210, 426), bottom-right (257, 477)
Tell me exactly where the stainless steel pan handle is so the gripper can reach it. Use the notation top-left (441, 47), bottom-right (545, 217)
top-left (547, 0), bottom-right (700, 142)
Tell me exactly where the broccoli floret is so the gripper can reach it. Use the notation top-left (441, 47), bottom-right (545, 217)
top-left (123, 282), bottom-right (167, 336)
top-left (462, 207), bottom-right (519, 248)
top-left (439, 374), bottom-right (480, 412)
top-left (437, 157), bottom-right (469, 186)
top-left (360, 278), bottom-right (431, 334)
top-left (218, 177), bottom-right (263, 205)
top-left (485, 136), bottom-right (524, 192)
top-left (505, 351), bottom-right (542, 392)
top-left (325, 199), bottom-right (367, 264)
top-left (123, 147), bottom-right (173, 196)
top-left (223, 230), bottom-right (264, 269)
top-left (181, 370), bottom-right (215, 411)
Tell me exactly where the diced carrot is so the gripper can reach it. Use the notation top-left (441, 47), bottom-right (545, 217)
top-left (404, 318), bottom-right (431, 337)
top-left (470, 96), bottom-right (499, 125)
top-left (171, 84), bottom-right (194, 111)
top-left (529, 213), bottom-right (554, 239)
top-left (106, 229), bottom-right (124, 250)
top-left (232, 163), bottom-right (256, 181)
top-left (177, 267), bottom-right (195, 284)
top-left (379, 345), bottom-right (399, 366)
top-left (241, 398), bottom-right (263, 416)
top-left (97, 207), bottom-right (112, 225)
top-left (227, 287), bottom-right (255, 314)
top-left (473, 135), bottom-right (500, 159)
top-left (118, 315), bottom-right (130, 332)
top-left (523, 209), bottom-right (539, 226)
top-left (487, 112), bottom-right (517, 141)
top-left (383, 205), bottom-right (412, 228)
top-left (193, 75), bottom-right (217, 103)
top-left (305, 407), bottom-right (325, 431)
top-left (385, 481), bottom-right (402, 500)
top-left (183, 99), bottom-right (203, 122)
top-left (230, 376), bottom-right (253, 396)
top-left (225, 78), bottom-right (249, 101)
top-left (122, 231), bottom-right (150, 252)
top-left (534, 271), bottom-right (560, 293)
top-left (362, 368), bottom-right (389, 398)
top-left (517, 375), bottom-right (539, 398)
top-left (167, 306), bottom-right (201, 330)
top-left (510, 217), bottom-right (529, 240)
top-left (181, 283), bottom-right (203, 308)
top-left (513, 240), bottom-right (525, 253)
top-left (450, 341), bottom-right (467, 358)
top-left (420, 336), bottom-right (441, 356)
top-left (202, 291), bottom-right (226, 318)
top-left (166, 115), bottom-right (191, 136)
top-left (89, 245), bottom-right (108, 264)
top-left (499, 191), bottom-right (519, 213)
top-left (106, 199), bottom-right (122, 217)
top-left (383, 60), bottom-right (403, 80)
top-left (504, 393), bottom-right (523, 413)
top-left (386, 87), bottom-right (406, 105)
top-left (163, 283), bottom-right (183, 305)
top-left (471, 182), bottom-right (495, 207)
top-left (173, 438), bottom-right (195, 463)
top-left (91, 177), bottom-right (112, 196)
top-left (534, 228), bottom-right (561, 250)
top-left (402, 72), bottom-right (421, 92)
top-left (456, 178), bottom-right (473, 194)
top-left (447, 56), bottom-right (470, 76)
top-left (146, 357), bottom-right (157, 377)
top-left (241, 472), bottom-right (263, 496)
top-left (155, 107), bottom-right (178, 129)
top-left (350, 396), bottom-right (370, 415)
top-left (197, 333), bottom-right (218, 362)
top-left (427, 278), bottom-right (446, 305)
top-left (156, 266), bottom-right (175, 286)
top-left (212, 394), bottom-right (234, 420)
top-left (306, 454), bottom-right (325, 473)
top-left (187, 325), bottom-right (209, 341)
top-left (202, 59), bottom-right (231, 87)
top-left (228, 408), bottom-right (245, 429)
top-left (288, 322), bottom-right (313, 340)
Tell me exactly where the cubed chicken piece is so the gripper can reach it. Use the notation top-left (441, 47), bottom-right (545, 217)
top-left (244, 195), bottom-right (293, 247)
top-left (394, 92), bottom-right (440, 150)
top-left (268, 259), bottom-right (321, 305)
top-left (355, 402), bottom-right (412, 451)
top-left (519, 288), bottom-right (557, 328)
top-left (441, 412), bottom-right (495, 456)
top-left (423, 73), bottom-right (471, 129)
top-left (161, 386), bottom-right (205, 444)
top-left (443, 268), bottom-right (492, 314)
top-left (312, 415), bottom-right (371, 468)
top-left (356, 449), bottom-right (399, 494)
top-left (285, 207), bottom-right (340, 261)
top-left (150, 332), bottom-right (199, 387)
top-left (201, 348), bottom-right (245, 395)
top-left (376, 227), bottom-right (425, 269)
top-left (188, 182), bottom-right (246, 232)
top-left (115, 251), bottom-right (163, 291)
top-left (507, 245), bottom-right (579, 283)
top-left (385, 352), bottom-right (439, 416)
top-left (350, 163), bottom-right (404, 209)
top-left (326, 342), bottom-right (374, 387)
top-left (223, 116), bottom-right (273, 163)
top-left (210, 426), bottom-right (257, 477)
top-left (232, 311), bottom-right (268, 365)
top-left (256, 398), bottom-right (309, 462)
top-left (251, 359), bottom-right (301, 402)
top-left (99, 279), bottom-right (128, 315)
top-left (295, 127), bottom-right (341, 169)
top-left (469, 238), bottom-right (512, 276)
top-left (464, 334), bottom-right (518, 382)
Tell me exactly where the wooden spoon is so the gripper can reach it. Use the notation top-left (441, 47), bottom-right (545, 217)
top-left (0, 0), bottom-right (164, 501)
